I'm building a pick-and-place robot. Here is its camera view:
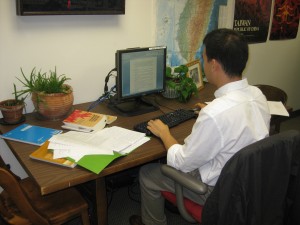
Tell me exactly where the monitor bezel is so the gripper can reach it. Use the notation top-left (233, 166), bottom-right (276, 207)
top-left (115, 46), bottom-right (167, 102)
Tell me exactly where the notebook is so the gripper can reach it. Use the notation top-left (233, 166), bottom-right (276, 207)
top-left (0, 124), bottom-right (62, 146)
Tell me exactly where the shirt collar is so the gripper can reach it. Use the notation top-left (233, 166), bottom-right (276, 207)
top-left (214, 78), bottom-right (249, 98)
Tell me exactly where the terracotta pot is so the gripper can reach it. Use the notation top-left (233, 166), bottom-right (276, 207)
top-left (31, 85), bottom-right (74, 120)
top-left (0, 99), bottom-right (25, 124)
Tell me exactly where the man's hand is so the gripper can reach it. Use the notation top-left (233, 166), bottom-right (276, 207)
top-left (194, 102), bottom-right (207, 109)
top-left (147, 119), bottom-right (169, 138)
top-left (147, 119), bottom-right (178, 150)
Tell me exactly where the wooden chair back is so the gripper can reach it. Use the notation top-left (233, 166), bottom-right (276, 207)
top-left (255, 84), bottom-right (288, 104)
top-left (255, 84), bottom-right (291, 134)
top-left (0, 167), bottom-right (49, 224)
top-left (0, 154), bottom-right (90, 225)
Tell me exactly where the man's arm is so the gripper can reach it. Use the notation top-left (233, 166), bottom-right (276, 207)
top-left (147, 102), bottom-right (207, 150)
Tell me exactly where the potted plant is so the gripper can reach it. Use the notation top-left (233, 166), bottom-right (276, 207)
top-left (16, 67), bottom-right (74, 120)
top-left (163, 65), bottom-right (198, 102)
top-left (0, 84), bottom-right (26, 124)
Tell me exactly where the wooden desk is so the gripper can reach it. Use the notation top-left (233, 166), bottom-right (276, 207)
top-left (0, 83), bottom-right (216, 225)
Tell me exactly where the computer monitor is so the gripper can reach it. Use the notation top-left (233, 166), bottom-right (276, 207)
top-left (108, 46), bottom-right (166, 116)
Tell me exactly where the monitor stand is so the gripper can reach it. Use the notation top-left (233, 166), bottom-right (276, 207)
top-left (108, 96), bottom-right (159, 117)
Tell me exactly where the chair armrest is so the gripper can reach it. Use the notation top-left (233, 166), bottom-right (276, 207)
top-left (161, 164), bottom-right (207, 195)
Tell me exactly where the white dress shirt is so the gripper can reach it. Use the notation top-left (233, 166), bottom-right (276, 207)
top-left (167, 79), bottom-right (271, 186)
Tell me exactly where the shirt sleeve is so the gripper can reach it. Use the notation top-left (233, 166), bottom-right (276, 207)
top-left (167, 110), bottom-right (223, 173)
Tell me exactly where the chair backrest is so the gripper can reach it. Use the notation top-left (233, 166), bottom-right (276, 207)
top-left (202, 130), bottom-right (300, 225)
top-left (255, 84), bottom-right (288, 104)
top-left (255, 84), bottom-right (290, 135)
top-left (0, 155), bottom-right (50, 225)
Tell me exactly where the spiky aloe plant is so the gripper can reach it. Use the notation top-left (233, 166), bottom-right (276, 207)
top-left (16, 67), bottom-right (71, 98)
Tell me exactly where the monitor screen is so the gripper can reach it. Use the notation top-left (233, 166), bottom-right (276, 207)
top-left (109, 46), bottom-right (166, 116)
top-left (117, 46), bottom-right (166, 100)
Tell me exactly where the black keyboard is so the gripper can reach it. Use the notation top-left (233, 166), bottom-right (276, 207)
top-left (133, 109), bottom-right (196, 136)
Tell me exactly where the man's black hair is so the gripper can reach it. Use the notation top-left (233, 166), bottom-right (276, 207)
top-left (203, 28), bottom-right (249, 77)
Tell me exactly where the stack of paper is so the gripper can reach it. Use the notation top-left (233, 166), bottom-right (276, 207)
top-left (47, 126), bottom-right (150, 173)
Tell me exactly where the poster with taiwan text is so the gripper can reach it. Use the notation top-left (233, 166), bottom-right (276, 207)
top-left (233, 0), bottom-right (272, 43)
top-left (270, 0), bottom-right (300, 40)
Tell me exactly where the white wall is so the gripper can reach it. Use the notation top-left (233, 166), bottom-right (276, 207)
top-left (0, 0), bottom-right (299, 176)
top-left (1, 1), bottom-right (300, 112)
top-left (245, 39), bottom-right (300, 112)
top-left (0, 138), bottom-right (28, 179)
top-left (0, 0), bottom-right (155, 113)
top-left (0, 0), bottom-right (155, 177)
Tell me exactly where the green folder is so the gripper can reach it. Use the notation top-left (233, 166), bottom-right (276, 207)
top-left (75, 152), bottom-right (124, 174)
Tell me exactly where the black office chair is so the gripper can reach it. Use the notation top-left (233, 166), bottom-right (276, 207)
top-left (161, 130), bottom-right (300, 225)
top-left (255, 84), bottom-right (292, 134)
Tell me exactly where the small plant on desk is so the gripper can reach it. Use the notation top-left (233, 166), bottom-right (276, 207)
top-left (164, 65), bottom-right (198, 103)
top-left (0, 84), bottom-right (26, 124)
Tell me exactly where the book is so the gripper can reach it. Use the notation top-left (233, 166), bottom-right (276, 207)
top-left (30, 141), bottom-right (76, 168)
top-left (0, 124), bottom-right (62, 146)
top-left (62, 109), bottom-right (117, 132)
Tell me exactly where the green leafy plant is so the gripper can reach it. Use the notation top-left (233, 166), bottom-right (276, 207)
top-left (0, 84), bottom-right (27, 124)
top-left (16, 67), bottom-right (72, 98)
top-left (1, 84), bottom-right (26, 107)
top-left (165, 65), bottom-right (198, 102)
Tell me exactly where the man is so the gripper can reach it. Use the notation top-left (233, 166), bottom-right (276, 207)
top-left (130, 28), bottom-right (271, 225)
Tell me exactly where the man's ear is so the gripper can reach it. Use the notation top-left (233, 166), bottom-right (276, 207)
top-left (211, 59), bottom-right (217, 71)
top-left (211, 59), bottom-right (222, 72)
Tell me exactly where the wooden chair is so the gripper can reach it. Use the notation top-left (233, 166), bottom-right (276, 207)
top-left (255, 84), bottom-right (292, 134)
top-left (0, 154), bottom-right (90, 225)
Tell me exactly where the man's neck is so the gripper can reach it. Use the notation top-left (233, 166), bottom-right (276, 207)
top-left (216, 75), bottom-right (242, 89)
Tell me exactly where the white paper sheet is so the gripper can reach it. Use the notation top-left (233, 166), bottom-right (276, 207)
top-left (119, 137), bottom-right (150, 154)
top-left (267, 101), bottom-right (289, 116)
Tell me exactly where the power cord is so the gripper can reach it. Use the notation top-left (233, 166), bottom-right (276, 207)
top-left (86, 85), bottom-right (116, 111)
top-left (86, 68), bottom-right (117, 111)
top-left (104, 68), bottom-right (117, 94)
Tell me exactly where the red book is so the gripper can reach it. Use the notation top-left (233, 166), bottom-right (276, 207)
top-left (62, 109), bottom-right (117, 132)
